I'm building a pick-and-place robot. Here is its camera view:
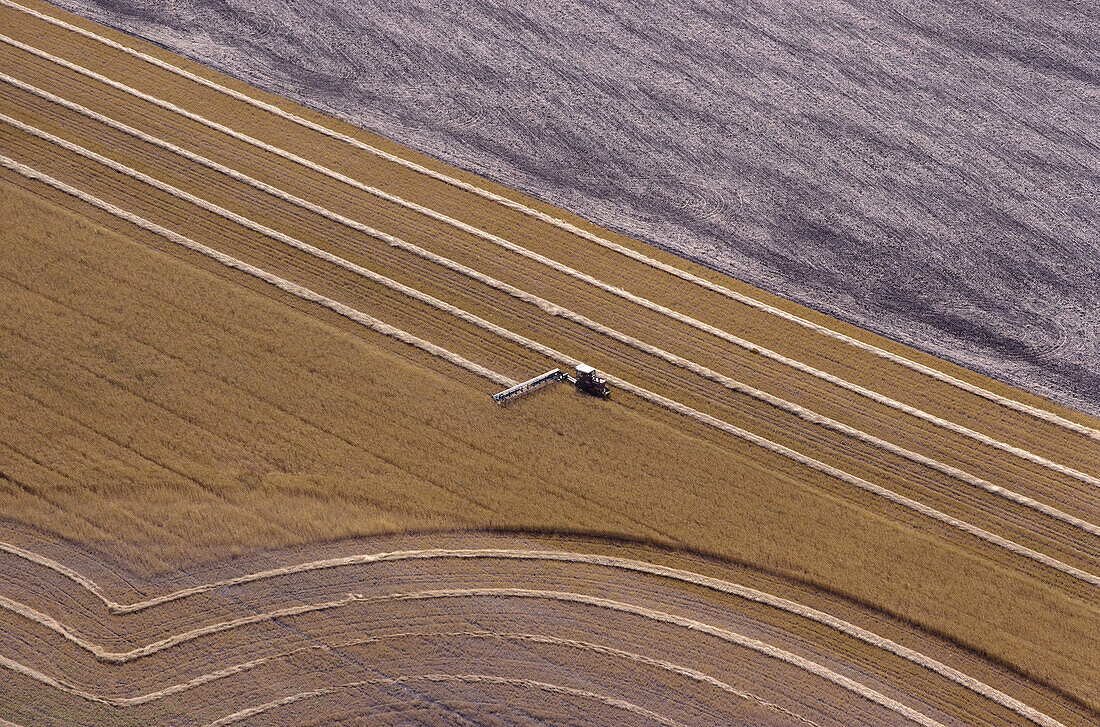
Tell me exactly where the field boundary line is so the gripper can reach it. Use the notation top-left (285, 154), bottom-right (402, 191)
top-left (0, 541), bottom-right (1073, 727)
top-left (0, 630), bottom-right (817, 724)
top-left (0, 587), bottom-right (944, 727)
top-left (3, 0), bottom-right (1096, 441)
top-left (2, 106), bottom-right (1094, 541)
top-left (2, 48), bottom-right (1095, 492)
top-left (2, 132), bottom-right (1096, 586)
top-left (0, 153), bottom-right (515, 389)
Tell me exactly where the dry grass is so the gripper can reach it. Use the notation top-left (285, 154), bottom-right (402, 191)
top-left (1, 88), bottom-right (1095, 582)
top-left (1, 8), bottom-right (1097, 554)
top-left (2, 543), bottom-right (967, 726)
top-left (1, 178), bottom-right (1099, 710)
top-left (4, 0), bottom-right (1100, 471)
top-left (0, 0), bottom-right (1098, 717)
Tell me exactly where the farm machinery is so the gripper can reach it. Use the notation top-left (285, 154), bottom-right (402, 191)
top-left (492, 364), bottom-right (610, 404)
top-left (573, 363), bottom-right (610, 398)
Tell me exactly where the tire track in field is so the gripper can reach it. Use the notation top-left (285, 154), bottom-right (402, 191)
top-left (3, 0), bottom-right (1094, 443)
top-left (2, 151), bottom-right (1096, 590)
top-left (0, 539), bottom-right (1072, 727)
top-left (4, 111), bottom-right (1096, 579)
top-left (1, 46), bottom-right (1094, 495)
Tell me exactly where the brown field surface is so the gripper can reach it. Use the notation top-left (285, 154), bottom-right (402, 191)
top-left (0, 0), bottom-right (1098, 724)
top-left (1, 530), bottom-right (1097, 727)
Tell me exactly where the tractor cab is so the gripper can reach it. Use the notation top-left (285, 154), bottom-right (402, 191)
top-left (574, 363), bottom-right (610, 398)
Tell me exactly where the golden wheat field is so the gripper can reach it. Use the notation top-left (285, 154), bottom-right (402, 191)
top-left (1, 0), bottom-right (1098, 725)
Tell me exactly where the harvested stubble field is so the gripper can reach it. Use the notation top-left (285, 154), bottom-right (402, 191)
top-left (2, 530), bottom-right (1096, 727)
top-left (0, 0), bottom-right (1098, 724)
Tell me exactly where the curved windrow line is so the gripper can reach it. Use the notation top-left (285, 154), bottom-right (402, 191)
top-left (3, 0), bottom-right (1096, 442)
top-left (0, 629), bottom-right (819, 725)
top-left (3, 69), bottom-right (1095, 537)
top-left (202, 673), bottom-right (688, 727)
top-left (0, 591), bottom-right (358, 663)
top-left (4, 113), bottom-right (1096, 582)
top-left (0, 21), bottom-right (1082, 725)
top-left (0, 151), bottom-right (1082, 723)
top-left (0, 586), bottom-right (945, 727)
top-left (0, 154), bottom-right (515, 389)
top-left (0, 542), bottom-right (1069, 727)
top-left (2, 39), bottom-right (1095, 494)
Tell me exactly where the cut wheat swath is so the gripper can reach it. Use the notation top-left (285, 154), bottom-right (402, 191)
top-left (201, 674), bottom-right (689, 727)
top-left (0, 540), bottom-right (1070, 727)
top-left (1, 147), bottom-right (1094, 588)
top-left (0, 629), bottom-right (817, 725)
top-left (0, 154), bottom-right (514, 389)
top-left (0, 586), bottom-right (946, 727)
top-left (4, 0), bottom-right (1095, 442)
top-left (4, 111), bottom-right (1094, 553)
top-left (3, 47), bottom-right (1095, 495)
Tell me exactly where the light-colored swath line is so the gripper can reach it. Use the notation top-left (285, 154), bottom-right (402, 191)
top-left (0, 154), bottom-right (515, 390)
top-left (0, 137), bottom-right (1078, 725)
top-left (398, 590), bottom-right (946, 727)
top-left (0, 630), bottom-right (817, 725)
top-left (3, 135), bottom-right (1096, 591)
top-left (2, 52), bottom-right (1094, 494)
top-left (5, 0), bottom-right (1096, 443)
top-left (455, 631), bottom-right (818, 726)
top-left (202, 673), bottom-right (688, 727)
top-left (4, 112), bottom-right (1094, 546)
top-left (15, 78), bottom-right (1099, 533)
top-left (1, 111), bottom-right (552, 378)
top-left (5, 114), bottom-right (1099, 580)
top-left (0, 588), bottom-right (942, 727)
top-left (613, 366), bottom-right (1100, 588)
top-left (0, 590), bottom-right (353, 663)
top-left (0, 542), bottom-right (1071, 727)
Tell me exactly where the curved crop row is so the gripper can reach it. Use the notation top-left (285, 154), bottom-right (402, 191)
top-left (0, 585), bottom-right (948, 727)
top-left (0, 538), bottom-right (1071, 727)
